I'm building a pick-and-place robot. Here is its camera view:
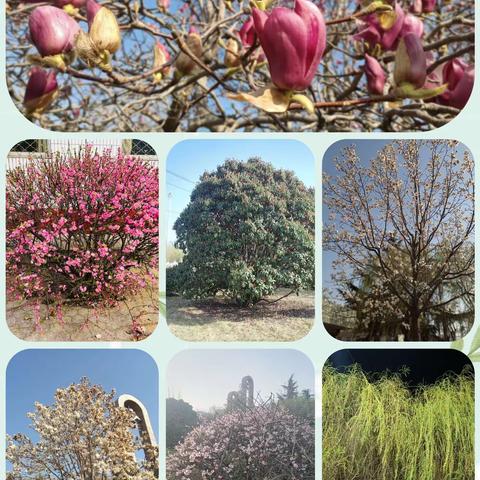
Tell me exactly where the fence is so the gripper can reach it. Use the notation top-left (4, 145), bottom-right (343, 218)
top-left (7, 139), bottom-right (158, 170)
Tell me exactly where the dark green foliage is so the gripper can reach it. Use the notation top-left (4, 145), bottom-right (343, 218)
top-left (166, 265), bottom-right (183, 296)
top-left (166, 398), bottom-right (199, 450)
top-left (278, 374), bottom-right (299, 400)
top-left (173, 158), bottom-right (315, 306)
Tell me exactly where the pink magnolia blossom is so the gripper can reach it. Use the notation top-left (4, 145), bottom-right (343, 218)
top-left (394, 33), bottom-right (426, 88)
top-left (29, 6), bottom-right (80, 57)
top-left (440, 60), bottom-right (474, 109)
top-left (252, 0), bottom-right (326, 91)
top-left (354, 3), bottom-right (424, 52)
top-left (23, 67), bottom-right (58, 114)
top-left (364, 54), bottom-right (385, 95)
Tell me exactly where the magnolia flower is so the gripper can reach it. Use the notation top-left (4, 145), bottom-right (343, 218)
top-left (153, 41), bottom-right (170, 83)
top-left (364, 54), bottom-right (385, 95)
top-left (252, 0), bottom-right (326, 91)
top-left (394, 33), bottom-right (426, 88)
top-left (24, 67), bottom-right (58, 115)
top-left (402, 14), bottom-right (424, 38)
top-left (29, 6), bottom-right (80, 57)
top-left (354, 2), bottom-right (405, 51)
top-left (440, 60), bottom-right (474, 109)
top-left (86, 0), bottom-right (121, 54)
top-left (411, 0), bottom-right (436, 13)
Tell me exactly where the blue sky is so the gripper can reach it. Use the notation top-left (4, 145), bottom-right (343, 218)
top-left (166, 140), bottom-right (315, 243)
top-left (322, 140), bottom-right (472, 293)
top-left (166, 349), bottom-right (315, 411)
top-left (322, 140), bottom-right (390, 292)
top-left (6, 349), bottom-right (159, 440)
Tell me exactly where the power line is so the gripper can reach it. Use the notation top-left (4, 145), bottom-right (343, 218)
top-left (167, 181), bottom-right (191, 193)
top-left (167, 169), bottom-right (196, 184)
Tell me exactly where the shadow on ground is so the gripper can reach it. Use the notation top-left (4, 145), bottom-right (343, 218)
top-left (167, 288), bottom-right (315, 341)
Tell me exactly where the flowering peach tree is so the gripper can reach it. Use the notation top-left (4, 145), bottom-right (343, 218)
top-left (6, 378), bottom-right (158, 479)
top-left (6, 0), bottom-right (474, 131)
top-left (6, 147), bottom-right (159, 326)
top-left (166, 404), bottom-right (315, 479)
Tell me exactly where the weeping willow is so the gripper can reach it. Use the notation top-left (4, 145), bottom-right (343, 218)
top-left (323, 365), bottom-right (474, 480)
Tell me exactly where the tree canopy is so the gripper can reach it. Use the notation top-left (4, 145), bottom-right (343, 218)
top-left (171, 157), bottom-right (315, 306)
top-left (6, 378), bottom-right (158, 479)
top-left (324, 140), bottom-right (474, 340)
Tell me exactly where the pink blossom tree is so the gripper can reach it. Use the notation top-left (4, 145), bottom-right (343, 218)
top-left (166, 404), bottom-right (315, 479)
top-left (6, 146), bottom-right (159, 326)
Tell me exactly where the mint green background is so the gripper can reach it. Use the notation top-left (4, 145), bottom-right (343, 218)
top-left (0, 12), bottom-right (479, 476)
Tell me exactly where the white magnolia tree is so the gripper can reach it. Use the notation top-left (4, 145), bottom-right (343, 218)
top-left (6, 378), bottom-right (158, 479)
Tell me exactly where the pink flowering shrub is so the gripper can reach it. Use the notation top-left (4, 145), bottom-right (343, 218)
top-left (166, 405), bottom-right (315, 479)
top-left (6, 147), bottom-right (158, 309)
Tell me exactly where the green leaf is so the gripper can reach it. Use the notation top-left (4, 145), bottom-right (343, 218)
top-left (467, 325), bottom-right (480, 355)
top-left (468, 353), bottom-right (480, 363)
top-left (451, 338), bottom-right (464, 351)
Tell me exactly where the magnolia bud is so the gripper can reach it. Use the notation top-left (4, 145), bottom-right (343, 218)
top-left (176, 28), bottom-right (203, 75)
top-left (364, 54), bottom-right (385, 95)
top-left (24, 67), bottom-right (58, 115)
top-left (224, 38), bottom-right (240, 68)
top-left (87, 0), bottom-right (121, 54)
top-left (394, 33), bottom-right (426, 88)
top-left (153, 41), bottom-right (170, 83)
top-left (252, 0), bottom-right (326, 91)
top-left (29, 6), bottom-right (80, 57)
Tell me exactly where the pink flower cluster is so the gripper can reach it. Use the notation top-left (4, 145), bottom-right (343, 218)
top-left (166, 405), bottom-right (314, 479)
top-left (6, 147), bottom-right (159, 309)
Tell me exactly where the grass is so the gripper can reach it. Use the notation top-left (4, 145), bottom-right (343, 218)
top-left (323, 365), bottom-right (474, 480)
top-left (167, 288), bottom-right (314, 341)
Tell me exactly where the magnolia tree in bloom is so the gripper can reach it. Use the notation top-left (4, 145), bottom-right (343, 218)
top-left (6, 147), bottom-right (159, 327)
top-left (6, 0), bottom-right (474, 131)
top-left (323, 140), bottom-right (474, 341)
top-left (166, 404), bottom-right (315, 479)
top-left (6, 378), bottom-right (158, 479)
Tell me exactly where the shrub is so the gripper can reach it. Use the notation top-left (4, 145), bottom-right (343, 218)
top-left (165, 398), bottom-right (199, 450)
top-left (166, 404), bottom-right (315, 479)
top-left (173, 158), bottom-right (315, 306)
top-left (166, 264), bottom-right (183, 296)
top-left (323, 365), bottom-right (474, 480)
top-left (6, 147), bottom-right (159, 309)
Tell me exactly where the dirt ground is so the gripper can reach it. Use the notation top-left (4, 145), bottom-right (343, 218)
top-left (167, 288), bottom-right (315, 341)
top-left (7, 285), bottom-right (159, 341)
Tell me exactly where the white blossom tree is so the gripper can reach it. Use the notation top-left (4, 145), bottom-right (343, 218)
top-left (324, 140), bottom-right (474, 340)
top-left (6, 378), bottom-right (158, 479)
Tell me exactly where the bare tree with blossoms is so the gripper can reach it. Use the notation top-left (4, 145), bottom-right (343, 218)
top-left (6, 0), bottom-right (474, 131)
top-left (6, 378), bottom-right (159, 479)
top-left (166, 402), bottom-right (314, 479)
top-left (323, 140), bottom-right (474, 341)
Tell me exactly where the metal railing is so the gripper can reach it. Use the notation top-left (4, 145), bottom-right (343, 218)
top-left (7, 139), bottom-right (158, 170)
